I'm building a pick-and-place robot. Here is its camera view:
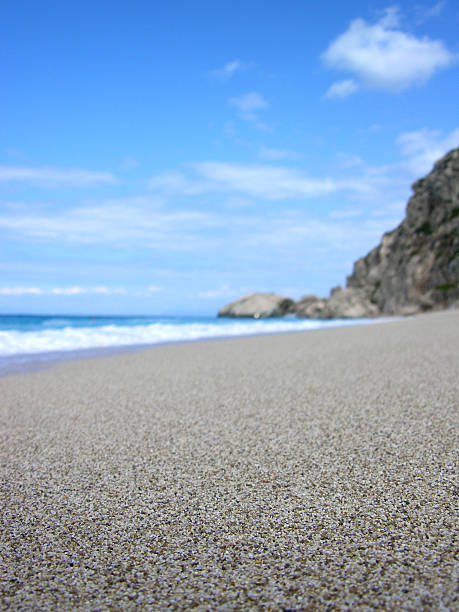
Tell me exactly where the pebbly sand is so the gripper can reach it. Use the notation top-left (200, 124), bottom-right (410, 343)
top-left (0, 310), bottom-right (458, 610)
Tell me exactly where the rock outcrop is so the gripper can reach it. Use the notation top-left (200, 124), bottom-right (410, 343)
top-left (326, 286), bottom-right (379, 318)
top-left (346, 148), bottom-right (459, 315)
top-left (218, 293), bottom-right (295, 318)
top-left (295, 287), bottom-right (379, 319)
top-left (295, 295), bottom-right (329, 318)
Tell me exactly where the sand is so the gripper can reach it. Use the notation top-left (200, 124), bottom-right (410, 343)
top-left (1, 309), bottom-right (458, 610)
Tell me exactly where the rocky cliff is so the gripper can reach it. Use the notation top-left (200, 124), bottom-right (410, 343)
top-left (346, 147), bottom-right (459, 315)
top-left (219, 148), bottom-right (459, 319)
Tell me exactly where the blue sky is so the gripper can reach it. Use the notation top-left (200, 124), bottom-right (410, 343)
top-left (1, 0), bottom-right (458, 315)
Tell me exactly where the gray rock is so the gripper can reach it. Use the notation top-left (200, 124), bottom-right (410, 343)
top-left (326, 287), bottom-right (380, 318)
top-left (347, 148), bottom-right (459, 315)
top-left (295, 295), bottom-right (329, 318)
top-left (218, 293), bottom-right (295, 318)
top-left (295, 288), bottom-right (380, 319)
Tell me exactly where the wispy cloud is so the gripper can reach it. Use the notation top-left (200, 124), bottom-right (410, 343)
top-left (3, 128), bottom-right (455, 298)
top-left (51, 286), bottom-right (126, 295)
top-left (150, 161), bottom-right (371, 200)
top-left (0, 166), bottom-right (118, 186)
top-left (423, 1), bottom-right (446, 17)
top-left (193, 162), bottom-right (342, 198)
top-left (0, 202), bottom-right (222, 248)
top-left (224, 210), bottom-right (403, 266)
top-left (229, 92), bottom-right (269, 129)
top-left (414, 1), bottom-right (446, 24)
top-left (210, 60), bottom-right (249, 80)
top-left (397, 127), bottom-right (459, 175)
top-left (146, 127), bottom-right (458, 209)
top-left (229, 92), bottom-right (268, 115)
top-left (0, 286), bottom-right (126, 296)
top-left (322, 7), bottom-right (455, 96)
top-left (324, 79), bottom-right (358, 99)
top-left (0, 287), bottom-right (43, 295)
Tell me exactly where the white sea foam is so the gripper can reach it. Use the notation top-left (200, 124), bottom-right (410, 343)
top-left (0, 318), bottom-right (384, 357)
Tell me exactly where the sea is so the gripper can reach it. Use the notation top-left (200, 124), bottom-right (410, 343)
top-left (0, 313), bottom-right (387, 376)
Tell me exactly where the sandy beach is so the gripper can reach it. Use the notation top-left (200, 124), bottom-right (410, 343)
top-left (1, 310), bottom-right (458, 610)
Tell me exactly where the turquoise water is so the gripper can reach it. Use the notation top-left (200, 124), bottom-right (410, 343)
top-left (0, 313), bottom-right (385, 375)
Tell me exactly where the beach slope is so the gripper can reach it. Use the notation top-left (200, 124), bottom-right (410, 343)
top-left (1, 310), bottom-right (458, 609)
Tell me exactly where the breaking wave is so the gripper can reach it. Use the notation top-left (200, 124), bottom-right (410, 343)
top-left (0, 317), bottom-right (379, 357)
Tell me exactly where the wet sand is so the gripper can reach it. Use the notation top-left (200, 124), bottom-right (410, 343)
top-left (1, 309), bottom-right (458, 610)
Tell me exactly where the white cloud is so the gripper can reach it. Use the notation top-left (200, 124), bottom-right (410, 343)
top-left (324, 79), bottom-right (358, 99)
top-left (229, 92), bottom-right (268, 114)
top-left (322, 7), bottom-right (455, 94)
top-left (194, 162), bottom-right (332, 198)
top-left (378, 6), bottom-right (401, 28)
top-left (0, 166), bottom-right (118, 186)
top-left (146, 127), bottom-right (457, 213)
top-left (51, 286), bottom-right (86, 295)
top-left (4, 128), bottom-right (454, 287)
top-left (193, 162), bottom-right (371, 199)
top-left (51, 286), bottom-right (125, 295)
top-left (149, 161), bottom-right (375, 200)
top-left (229, 92), bottom-right (269, 128)
top-left (397, 127), bottom-right (459, 175)
top-left (0, 202), bottom-right (222, 249)
top-left (210, 60), bottom-right (248, 80)
top-left (0, 287), bottom-right (42, 295)
top-left (0, 286), bottom-right (143, 297)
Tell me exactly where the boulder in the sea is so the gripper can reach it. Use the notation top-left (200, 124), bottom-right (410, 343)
top-left (218, 292), bottom-right (295, 318)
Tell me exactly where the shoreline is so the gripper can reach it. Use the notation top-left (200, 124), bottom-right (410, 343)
top-left (1, 308), bottom-right (458, 609)
top-left (0, 314), bottom-right (399, 378)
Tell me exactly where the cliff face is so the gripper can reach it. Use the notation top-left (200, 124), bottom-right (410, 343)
top-left (346, 148), bottom-right (459, 315)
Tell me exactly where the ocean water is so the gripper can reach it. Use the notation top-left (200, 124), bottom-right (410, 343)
top-left (0, 313), bottom-right (386, 376)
